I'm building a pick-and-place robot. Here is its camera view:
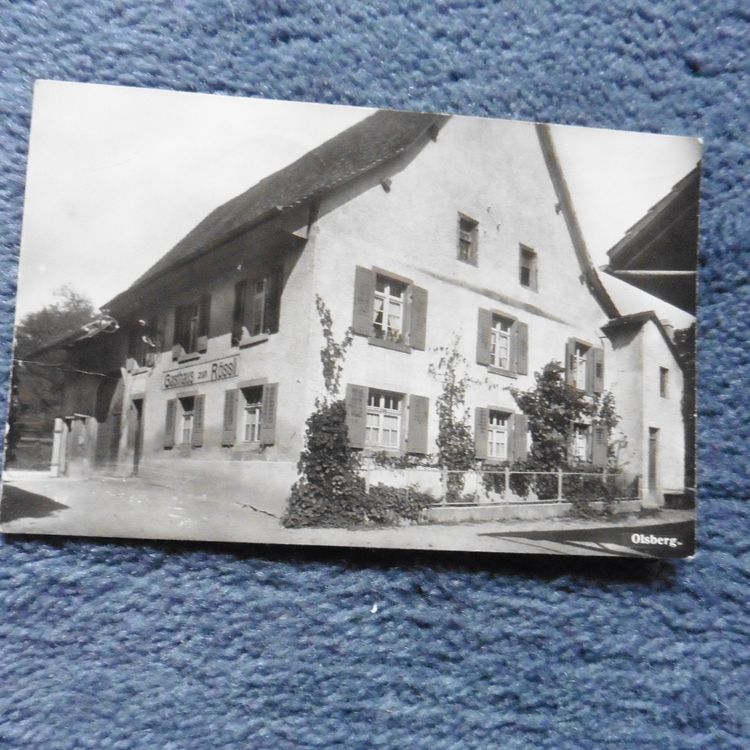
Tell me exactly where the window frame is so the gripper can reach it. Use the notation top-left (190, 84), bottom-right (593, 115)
top-left (571, 422), bottom-right (591, 463)
top-left (490, 314), bottom-right (514, 372)
top-left (487, 409), bottom-right (511, 461)
top-left (571, 341), bottom-right (589, 391)
top-left (373, 275), bottom-right (407, 345)
top-left (232, 268), bottom-right (283, 348)
top-left (519, 245), bottom-right (538, 291)
top-left (457, 213), bottom-right (479, 266)
top-left (241, 385), bottom-right (264, 444)
top-left (178, 396), bottom-right (195, 447)
top-left (659, 367), bottom-right (669, 398)
top-left (365, 389), bottom-right (404, 451)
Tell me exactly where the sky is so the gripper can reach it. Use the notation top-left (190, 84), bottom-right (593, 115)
top-left (15, 80), bottom-right (701, 320)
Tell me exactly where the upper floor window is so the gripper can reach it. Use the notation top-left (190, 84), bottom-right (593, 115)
top-left (352, 266), bottom-right (428, 352)
top-left (373, 275), bottom-right (406, 344)
top-left (570, 342), bottom-right (589, 390)
top-left (476, 309), bottom-right (528, 376)
top-left (232, 269), bottom-right (282, 346)
top-left (366, 390), bottom-right (403, 450)
top-left (174, 294), bottom-right (210, 357)
top-left (564, 338), bottom-right (604, 394)
top-left (660, 367), bottom-right (669, 398)
top-left (457, 214), bottom-right (478, 265)
top-left (490, 315), bottom-right (513, 371)
top-left (127, 317), bottom-right (157, 368)
top-left (519, 246), bottom-right (538, 290)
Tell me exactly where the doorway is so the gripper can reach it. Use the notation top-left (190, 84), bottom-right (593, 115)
top-left (648, 427), bottom-right (659, 495)
top-left (131, 399), bottom-right (144, 476)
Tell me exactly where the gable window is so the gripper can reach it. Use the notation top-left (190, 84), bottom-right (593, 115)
top-left (352, 266), bottom-right (428, 352)
top-left (564, 338), bottom-right (604, 394)
top-left (476, 309), bottom-right (528, 376)
top-left (174, 294), bottom-right (210, 357)
top-left (458, 214), bottom-right (478, 265)
top-left (660, 367), bottom-right (669, 398)
top-left (519, 246), bottom-right (538, 290)
top-left (127, 317), bottom-right (156, 368)
top-left (366, 390), bottom-right (403, 450)
top-left (232, 269), bottom-right (282, 346)
top-left (241, 386), bottom-right (263, 443)
top-left (487, 411), bottom-right (510, 460)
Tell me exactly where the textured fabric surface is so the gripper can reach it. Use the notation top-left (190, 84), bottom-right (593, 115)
top-left (1, 2), bottom-right (748, 748)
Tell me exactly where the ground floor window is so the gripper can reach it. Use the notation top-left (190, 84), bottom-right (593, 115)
top-left (179, 397), bottom-right (195, 445)
top-left (242, 386), bottom-right (263, 443)
top-left (365, 390), bottom-right (402, 449)
top-left (572, 423), bottom-right (590, 462)
top-left (487, 410), bottom-right (510, 460)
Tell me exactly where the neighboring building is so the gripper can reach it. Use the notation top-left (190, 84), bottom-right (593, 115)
top-left (603, 166), bottom-right (700, 314)
top-left (42, 110), bottom-right (689, 512)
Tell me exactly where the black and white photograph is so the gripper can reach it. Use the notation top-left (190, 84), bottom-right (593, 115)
top-left (1, 80), bottom-right (700, 558)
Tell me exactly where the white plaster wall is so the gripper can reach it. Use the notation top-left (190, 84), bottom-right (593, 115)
top-left (308, 116), bottom-right (612, 451)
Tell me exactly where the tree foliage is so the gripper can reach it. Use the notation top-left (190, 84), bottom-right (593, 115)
top-left (428, 335), bottom-right (476, 502)
top-left (6, 286), bottom-right (96, 462)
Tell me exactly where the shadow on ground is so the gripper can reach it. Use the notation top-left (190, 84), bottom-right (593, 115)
top-left (1, 485), bottom-right (69, 524)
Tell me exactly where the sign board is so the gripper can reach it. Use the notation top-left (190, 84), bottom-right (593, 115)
top-left (163, 355), bottom-right (238, 390)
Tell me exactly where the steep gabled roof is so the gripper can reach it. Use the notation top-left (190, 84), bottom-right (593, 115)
top-left (124, 109), bottom-right (449, 294)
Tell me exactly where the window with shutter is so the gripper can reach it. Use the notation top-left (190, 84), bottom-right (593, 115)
top-left (519, 246), bottom-right (538, 291)
top-left (365, 390), bottom-right (403, 450)
top-left (345, 384), bottom-right (369, 449)
top-left (232, 270), bottom-right (282, 345)
top-left (191, 395), bottom-right (205, 448)
top-left (259, 383), bottom-right (278, 446)
top-left (478, 309), bottom-right (529, 376)
top-left (406, 395), bottom-right (429, 455)
top-left (164, 399), bottom-right (177, 449)
top-left (352, 266), bottom-right (427, 352)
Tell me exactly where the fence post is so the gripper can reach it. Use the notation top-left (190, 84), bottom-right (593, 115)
top-left (557, 468), bottom-right (563, 502)
top-left (504, 466), bottom-right (510, 500)
top-left (441, 470), bottom-right (448, 505)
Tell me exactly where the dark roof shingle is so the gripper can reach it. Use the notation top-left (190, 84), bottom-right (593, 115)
top-left (127, 109), bottom-right (448, 292)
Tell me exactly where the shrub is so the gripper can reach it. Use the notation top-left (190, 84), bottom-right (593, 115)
top-left (365, 484), bottom-right (435, 525)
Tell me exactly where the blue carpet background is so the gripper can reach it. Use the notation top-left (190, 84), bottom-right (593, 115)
top-left (1, 2), bottom-right (749, 748)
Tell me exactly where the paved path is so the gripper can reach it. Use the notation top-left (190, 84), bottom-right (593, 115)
top-left (1, 471), bottom-right (694, 558)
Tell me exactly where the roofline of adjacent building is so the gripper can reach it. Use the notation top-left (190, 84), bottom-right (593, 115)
top-left (600, 310), bottom-right (688, 366)
top-left (605, 164), bottom-right (701, 267)
top-left (534, 123), bottom-right (621, 319)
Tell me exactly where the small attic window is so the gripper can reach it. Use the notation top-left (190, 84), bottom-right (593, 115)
top-left (458, 215), bottom-right (478, 265)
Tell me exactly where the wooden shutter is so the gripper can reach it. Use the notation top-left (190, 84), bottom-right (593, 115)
top-left (514, 321), bottom-right (529, 375)
top-left (592, 426), bottom-right (608, 467)
top-left (591, 347), bottom-right (604, 394)
top-left (511, 413), bottom-right (528, 461)
top-left (345, 384), bottom-right (368, 449)
top-left (476, 309), bottom-right (492, 366)
top-left (259, 383), bottom-right (278, 445)
top-left (352, 266), bottom-right (375, 336)
top-left (164, 399), bottom-right (177, 449)
top-left (409, 286), bottom-right (428, 350)
top-left (222, 389), bottom-right (238, 447)
top-left (232, 281), bottom-right (246, 345)
top-left (263, 269), bottom-right (282, 334)
top-left (191, 394), bottom-right (205, 447)
top-left (474, 407), bottom-right (489, 459)
top-left (564, 339), bottom-right (576, 386)
top-left (407, 395), bottom-right (429, 454)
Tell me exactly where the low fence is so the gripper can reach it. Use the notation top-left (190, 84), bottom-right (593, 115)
top-left (362, 466), bottom-right (639, 506)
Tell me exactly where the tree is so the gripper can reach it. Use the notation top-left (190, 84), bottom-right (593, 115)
top-left (428, 336), bottom-right (476, 503)
top-left (6, 286), bottom-right (96, 464)
top-left (282, 296), bottom-right (365, 527)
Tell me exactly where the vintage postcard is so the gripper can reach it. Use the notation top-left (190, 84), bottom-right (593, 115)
top-left (1, 81), bottom-right (700, 558)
